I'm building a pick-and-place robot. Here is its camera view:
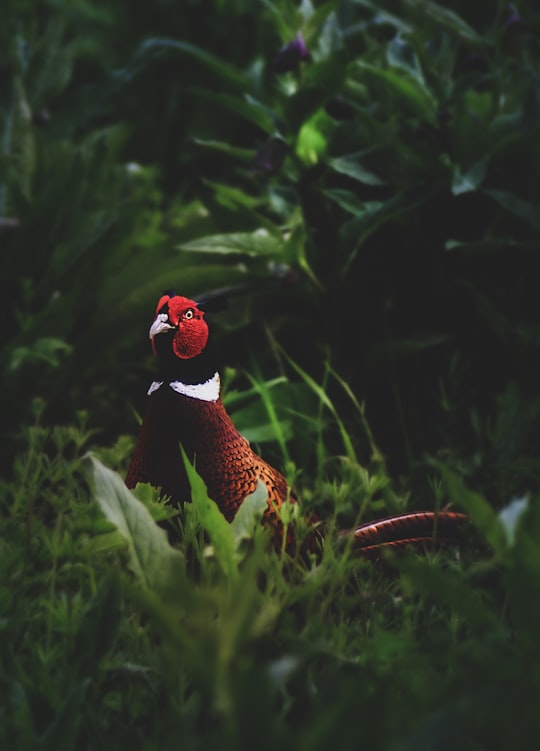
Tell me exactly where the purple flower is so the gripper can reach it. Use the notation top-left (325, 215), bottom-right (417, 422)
top-left (273, 33), bottom-right (311, 74)
top-left (503, 4), bottom-right (526, 32)
top-left (253, 137), bottom-right (288, 175)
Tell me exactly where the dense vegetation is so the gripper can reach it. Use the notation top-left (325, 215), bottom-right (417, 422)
top-left (2, 1), bottom-right (540, 748)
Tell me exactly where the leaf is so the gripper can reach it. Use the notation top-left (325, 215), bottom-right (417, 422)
top-left (499, 496), bottom-right (529, 547)
top-left (116, 37), bottom-right (248, 90)
top-left (356, 61), bottom-right (437, 123)
top-left (369, 8), bottom-right (414, 35)
top-left (186, 91), bottom-right (276, 133)
top-left (5, 74), bottom-right (35, 204)
top-left (437, 465), bottom-right (507, 556)
top-left (369, 333), bottom-right (451, 364)
top-left (387, 35), bottom-right (425, 86)
top-left (327, 152), bottom-right (385, 186)
top-left (451, 157), bottom-right (488, 196)
top-left (85, 454), bottom-right (186, 597)
top-left (323, 188), bottom-right (384, 216)
top-left (8, 337), bottom-right (71, 371)
top-left (203, 181), bottom-right (264, 210)
top-left (179, 230), bottom-right (284, 257)
top-left (296, 116), bottom-right (329, 165)
top-left (457, 279), bottom-right (511, 338)
top-left (192, 138), bottom-right (255, 162)
top-left (445, 238), bottom-right (534, 253)
top-left (403, 0), bottom-right (485, 44)
top-left (236, 420), bottom-right (293, 444)
top-left (230, 479), bottom-right (269, 549)
top-left (181, 447), bottom-right (237, 579)
top-left (339, 188), bottom-right (433, 272)
top-left (484, 189), bottom-right (540, 234)
top-left (83, 530), bottom-right (128, 556)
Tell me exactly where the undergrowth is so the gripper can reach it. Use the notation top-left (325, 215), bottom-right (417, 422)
top-left (2, 384), bottom-right (540, 751)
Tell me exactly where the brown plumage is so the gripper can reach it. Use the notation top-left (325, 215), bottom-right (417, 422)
top-left (126, 292), bottom-right (468, 556)
top-left (126, 380), bottom-right (290, 529)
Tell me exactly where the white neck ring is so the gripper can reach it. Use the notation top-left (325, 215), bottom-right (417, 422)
top-left (147, 372), bottom-right (220, 402)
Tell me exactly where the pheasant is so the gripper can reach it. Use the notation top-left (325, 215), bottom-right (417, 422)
top-left (126, 292), bottom-right (468, 556)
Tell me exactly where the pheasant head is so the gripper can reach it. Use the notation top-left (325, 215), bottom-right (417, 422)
top-left (149, 293), bottom-right (209, 360)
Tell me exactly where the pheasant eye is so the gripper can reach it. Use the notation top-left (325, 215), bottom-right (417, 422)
top-left (184, 308), bottom-right (194, 320)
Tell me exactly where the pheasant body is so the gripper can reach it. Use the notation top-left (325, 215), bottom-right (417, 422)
top-left (126, 292), bottom-right (468, 555)
top-left (126, 375), bottom-right (290, 527)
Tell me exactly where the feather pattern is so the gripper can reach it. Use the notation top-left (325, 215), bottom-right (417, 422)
top-left (126, 382), bottom-right (291, 529)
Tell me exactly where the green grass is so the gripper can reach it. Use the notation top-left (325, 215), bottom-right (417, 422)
top-left (2, 380), bottom-right (540, 750)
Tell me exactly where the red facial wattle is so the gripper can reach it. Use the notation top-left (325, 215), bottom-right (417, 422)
top-left (150, 294), bottom-right (209, 360)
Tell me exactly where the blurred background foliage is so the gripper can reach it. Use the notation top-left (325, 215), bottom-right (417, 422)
top-left (2, 0), bottom-right (540, 494)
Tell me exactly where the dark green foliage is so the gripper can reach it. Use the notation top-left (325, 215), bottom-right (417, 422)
top-left (2, 0), bottom-right (540, 482)
top-left (2, 0), bottom-right (540, 748)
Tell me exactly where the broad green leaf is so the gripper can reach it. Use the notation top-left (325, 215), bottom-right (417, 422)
top-left (179, 231), bottom-right (284, 257)
top-left (484, 189), bottom-right (540, 234)
top-left (314, 9), bottom-right (342, 59)
top-left (457, 279), bottom-right (511, 338)
top-left (192, 138), bottom-right (255, 162)
top-left (8, 337), bottom-right (71, 371)
top-left (327, 152), bottom-right (385, 185)
top-left (230, 479), bottom-right (268, 548)
top-left (499, 496), bottom-right (529, 547)
top-left (118, 37), bottom-right (248, 90)
top-left (83, 529), bottom-right (128, 556)
top-left (98, 262), bottom-right (250, 320)
top-left (451, 157), bottom-right (488, 195)
top-left (356, 61), bottom-right (437, 123)
top-left (369, 333), bottom-right (451, 363)
top-left (32, 18), bottom-right (74, 107)
top-left (187, 92), bottom-right (276, 133)
top-left (244, 94), bottom-right (280, 133)
top-left (204, 181), bottom-right (264, 210)
top-left (387, 35), bottom-right (425, 86)
top-left (85, 454), bottom-right (186, 597)
top-left (368, 8), bottom-right (414, 35)
top-left (296, 118), bottom-right (329, 165)
top-left (323, 189), bottom-right (383, 216)
top-left (339, 188), bottom-right (433, 272)
top-left (403, 0), bottom-right (485, 44)
top-left (181, 447), bottom-right (237, 579)
top-left (5, 75), bottom-right (35, 203)
top-left (445, 238), bottom-right (535, 253)
top-left (259, 0), bottom-right (301, 38)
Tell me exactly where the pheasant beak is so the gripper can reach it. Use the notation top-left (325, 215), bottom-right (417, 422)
top-left (149, 313), bottom-right (175, 339)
